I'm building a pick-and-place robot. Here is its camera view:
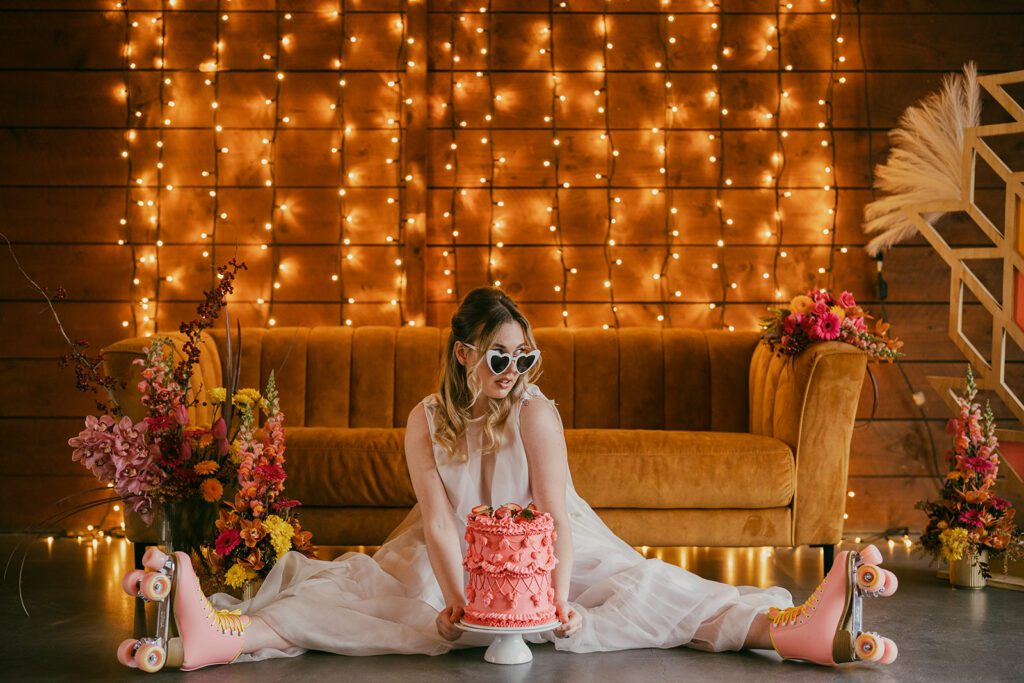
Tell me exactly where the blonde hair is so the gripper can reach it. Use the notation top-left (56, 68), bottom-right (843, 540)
top-left (431, 286), bottom-right (542, 462)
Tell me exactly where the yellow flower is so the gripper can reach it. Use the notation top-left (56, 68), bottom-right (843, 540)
top-left (207, 387), bottom-right (227, 404)
top-left (262, 514), bottom-right (295, 560)
top-left (228, 442), bottom-right (243, 465)
top-left (789, 295), bottom-right (814, 315)
top-left (829, 305), bottom-right (846, 321)
top-left (224, 563), bottom-right (258, 589)
top-left (939, 527), bottom-right (970, 562)
top-left (194, 460), bottom-right (219, 476)
top-left (232, 388), bottom-right (263, 408)
top-left (200, 478), bottom-right (223, 503)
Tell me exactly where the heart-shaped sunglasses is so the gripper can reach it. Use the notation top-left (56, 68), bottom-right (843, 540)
top-left (463, 343), bottom-right (540, 375)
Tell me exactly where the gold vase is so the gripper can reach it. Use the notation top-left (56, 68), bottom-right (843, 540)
top-left (949, 550), bottom-right (988, 589)
top-left (242, 578), bottom-right (264, 602)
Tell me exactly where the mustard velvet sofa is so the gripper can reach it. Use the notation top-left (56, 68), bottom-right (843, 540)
top-left (103, 326), bottom-right (867, 559)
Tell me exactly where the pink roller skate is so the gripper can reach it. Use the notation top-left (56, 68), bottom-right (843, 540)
top-left (117, 547), bottom-right (250, 673)
top-left (769, 544), bottom-right (898, 666)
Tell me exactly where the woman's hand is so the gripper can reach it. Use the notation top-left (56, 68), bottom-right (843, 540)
top-left (552, 601), bottom-right (581, 640)
top-left (436, 604), bottom-right (465, 641)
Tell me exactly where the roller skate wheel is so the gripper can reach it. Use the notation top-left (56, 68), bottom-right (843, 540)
top-left (140, 572), bottom-right (171, 602)
top-left (122, 569), bottom-right (146, 598)
top-left (142, 546), bottom-right (168, 571)
top-left (858, 544), bottom-right (883, 565)
top-left (135, 642), bottom-right (166, 673)
top-left (879, 569), bottom-right (898, 597)
top-left (856, 564), bottom-right (885, 593)
top-left (878, 637), bottom-right (898, 664)
top-left (854, 632), bottom-right (885, 662)
top-left (116, 639), bottom-right (139, 668)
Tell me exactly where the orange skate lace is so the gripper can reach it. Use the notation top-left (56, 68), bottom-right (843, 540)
top-left (769, 577), bottom-right (826, 626)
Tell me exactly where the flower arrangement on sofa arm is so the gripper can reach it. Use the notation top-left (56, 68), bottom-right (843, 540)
top-left (208, 373), bottom-right (317, 589)
top-left (758, 288), bottom-right (904, 361)
top-left (67, 259), bottom-right (248, 531)
top-left (915, 365), bottom-right (1024, 578)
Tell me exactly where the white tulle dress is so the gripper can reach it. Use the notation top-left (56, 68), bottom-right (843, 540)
top-left (212, 383), bottom-right (793, 661)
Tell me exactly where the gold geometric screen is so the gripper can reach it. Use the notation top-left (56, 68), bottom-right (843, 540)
top-left (912, 68), bottom-right (1024, 428)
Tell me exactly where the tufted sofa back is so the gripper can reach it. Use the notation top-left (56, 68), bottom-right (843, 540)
top-left (205, 326), bottom-right (760, 433)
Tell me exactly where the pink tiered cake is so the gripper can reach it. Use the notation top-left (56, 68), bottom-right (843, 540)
top-left (462, 503), bottom-right (558, 628)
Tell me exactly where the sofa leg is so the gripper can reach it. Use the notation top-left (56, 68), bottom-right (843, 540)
top-left (811, 543), bottom-right (834, 575)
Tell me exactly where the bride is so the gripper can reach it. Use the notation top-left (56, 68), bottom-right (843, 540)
top-left (119, 286), bottom-right (898, 671)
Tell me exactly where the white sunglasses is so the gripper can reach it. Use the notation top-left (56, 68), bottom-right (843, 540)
top-left (463, 343), bottom-right (540, 375)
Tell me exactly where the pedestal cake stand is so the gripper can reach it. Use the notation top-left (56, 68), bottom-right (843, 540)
top-left (456, 620), bottom-right (561, 664)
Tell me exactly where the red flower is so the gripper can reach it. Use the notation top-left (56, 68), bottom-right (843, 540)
top-left (255, 464), bottom-right (286, 482)
top-left (215, 528), bottom-right (241, 556)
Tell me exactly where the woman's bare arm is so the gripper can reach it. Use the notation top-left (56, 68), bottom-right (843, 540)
top-left (405, 403), bottom-right (466, 638)
top-left (520, 397), bottom-right (581, 637)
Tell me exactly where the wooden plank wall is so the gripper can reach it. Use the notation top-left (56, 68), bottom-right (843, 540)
top-left (1, 0), bottom-right (1022, 537)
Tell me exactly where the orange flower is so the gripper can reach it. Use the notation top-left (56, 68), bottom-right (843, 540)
top-left (200, 478), bottom-right (223, 502)
top-left (789, 295), bottom-right (814, 315)
top-left (240, 518), bottom-right (264, 548)
top-left (194, 460), bottom-right (219, 476)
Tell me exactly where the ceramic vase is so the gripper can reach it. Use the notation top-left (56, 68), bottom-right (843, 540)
top-left (949, 549), bottom-right (988, 589)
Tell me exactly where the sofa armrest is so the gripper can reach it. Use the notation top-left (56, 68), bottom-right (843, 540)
top-left (749, 341), bottom-right (868, 545)
top-left (101, 332), bottom-right (223, 426)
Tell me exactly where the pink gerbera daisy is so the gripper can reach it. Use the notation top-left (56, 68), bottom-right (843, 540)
top-left (813, 312), bottom-right (841, 341)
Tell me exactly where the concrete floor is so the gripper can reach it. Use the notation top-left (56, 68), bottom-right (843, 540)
top-left (2, 535), bottom-right (1022, 682)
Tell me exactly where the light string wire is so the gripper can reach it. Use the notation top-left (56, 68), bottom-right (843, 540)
top-left (391, 3), bottom-right (407, 325)
top-left (770, 1), bottom-right (787, 303)
top-left (395, 2), bottom-right (409, 326)
top-left (266, 1), bottom-right (283, 327)
top-left (824, 0), bottom-right (842, 289)
top-left (153, 1), bottom-right (168, 335)
top-left (547, 0), bottom-right (569, 325)
top-left (485, 2), bottom-right (497, 289)
top-left (445, 7), bottom-right (460, 304)
top-left (333, 0), bottom-right (349, 325)
top-left (655, 6), bottom-right (677, 326)
top-left (711, 2), bottom-right (729, 328)
top-left (208, 0), bottom-right (223, 286)
top-left (600, 2), bottom-right (619, 328)
top-left (119, 1), bottom-right (139, 335)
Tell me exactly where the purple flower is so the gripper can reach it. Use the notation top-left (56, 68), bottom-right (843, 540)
top-left (992, 496), bottom-right (1011, 511)
top-left (958, 509), bottom-right (985, 528)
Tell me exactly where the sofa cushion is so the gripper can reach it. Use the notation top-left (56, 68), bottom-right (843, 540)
top-left (566, 430), bottom-right (794, 509)
top-left (285, 427), bottom-right (793, 511)
top-left (285, 428), bottom-right (419, 507)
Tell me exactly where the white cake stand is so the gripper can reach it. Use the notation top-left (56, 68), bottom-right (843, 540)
top-left (455, 619), bottom-right (561, 664)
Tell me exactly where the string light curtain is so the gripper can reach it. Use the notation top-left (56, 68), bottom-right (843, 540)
top-left (107, 1), bottom-right (856, 332)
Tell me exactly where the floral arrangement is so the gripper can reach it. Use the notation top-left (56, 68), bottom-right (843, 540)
top-left (915, 365), bottom-right (1024, 577)
top-left (67, 260), bottom-right (246, 526)
top-left (63, 258), bottom-right (315, 588)
top-left (209, 374), bottom-right (316, 589)
top-left (758, 288), bottom-right (904, 361)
